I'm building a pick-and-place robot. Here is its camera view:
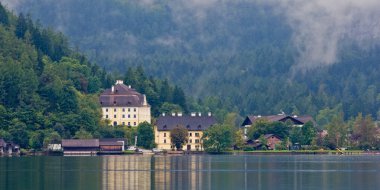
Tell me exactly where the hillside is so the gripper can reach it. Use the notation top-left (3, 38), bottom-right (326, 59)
top-left (0, 3), bottom-right (193, 148)
top-left (2, 0), bottom-right (380, 119)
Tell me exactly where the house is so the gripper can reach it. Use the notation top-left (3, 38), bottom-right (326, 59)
top-left (99, 80), bottom-right (151, 127)
top-left (61, 139), bottom-right (99, 155)
top-left (154, 112), bottom-right (217, 151)
top-left (0, 139), bottom-right (5, 154)
top-left (0, 139), bottom-right (20, 155)
top-left (241, 114), bottom-right (315, 138)
top-left (263, 134), bottom-right (282, 150)
top-left (99, 138), bottom-right (126, 154)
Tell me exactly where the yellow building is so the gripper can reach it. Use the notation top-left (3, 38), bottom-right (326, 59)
top-left (154, 113), bottom-right (217, 151)
top-left (99, 80), bottom-right (151, 126)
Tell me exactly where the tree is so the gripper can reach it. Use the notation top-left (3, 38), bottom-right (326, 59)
top-left (0, 3), bottom-right (9, 26)
top-left (29, 130), bottom-right (45, 150)
top-left (8, 119), bottom-right (29, 148)
top-left (351, 113), bottom-right (377, 149)
top-left (300, 122), bottom-right (317, 145)
top-left (170, 126), bottom-right (188, 150)
top-left (202, 124), bottom-right (234, 153)
top-left (73, 129), bottom-right (93, 139)
top-left (325, 113), bottom-right (348, 149)
top-left (137, 122), bottom-right (155, 149)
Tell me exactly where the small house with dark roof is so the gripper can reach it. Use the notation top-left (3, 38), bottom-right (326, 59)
top-left (154, 113), bottom-right (217, 151)
top-left (241, 114), bottom-right (315, 138)
top-left (62, 139), bottom-right (99, 155)
top-left (99, 80), bottom-right (151, 127)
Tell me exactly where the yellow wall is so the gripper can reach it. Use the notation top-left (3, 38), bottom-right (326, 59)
top-left (154, 126), bottom-right (204, 151)
top-left (102, 106), bottom-right (151, 126)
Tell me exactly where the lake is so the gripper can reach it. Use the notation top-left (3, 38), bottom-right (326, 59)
top-left (1, 154), bottom-right (380, 190)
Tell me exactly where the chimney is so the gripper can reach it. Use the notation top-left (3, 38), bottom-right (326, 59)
top-left (172, 113), bottom-right (176, 116)
top-left (258, 115), bottom-right (261, 118)
top-left (177, 112), bottom-right (182, 117)
top-left (191, 112), bottom-right (196, 117)
top-left (198, 112), bottom-right (202, 117)
top-left (128, 85), bottom-right (131, 88)
top-left (293, 115), bottom-right (298, 118)
top-left (111, 85), bottom-right (115, 93)
top-left (208, 112), bottom-right (212, 116)
top-left (143, 94), bottom-right (147, 106)
top-left (162, 113), bottom-right (166, 116)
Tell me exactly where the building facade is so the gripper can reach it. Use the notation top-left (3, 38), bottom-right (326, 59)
top-left (99, 80), bottom-right (151, 126)
top-left (154, 113), bottom-right (217, 151)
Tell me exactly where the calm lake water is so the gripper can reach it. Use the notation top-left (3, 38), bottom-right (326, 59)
top-left (1, 154), bottom-right (380, 190)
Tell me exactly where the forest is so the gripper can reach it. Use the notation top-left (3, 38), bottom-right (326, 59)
top-left (0, 3), bottom-right (193, 149)
top-left (0, 1), bottom-right (379, 150)
top-left (4, 0), bottom-right (379, 120)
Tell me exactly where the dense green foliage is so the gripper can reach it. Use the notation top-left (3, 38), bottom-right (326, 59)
top-left (9, 0), bottom-right (380, 120)
top-left (202, 124), bottom-right (234, 153)
top-left (170, 126), bottom-right (188, 150)
top-left (0, 3), bottom-right (188, 149)
top-left (136, 121), bottom-right (154, 149)
top-left (247, 120), bottom-right (291, 140)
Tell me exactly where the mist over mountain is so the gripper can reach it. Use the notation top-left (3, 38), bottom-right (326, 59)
top-left (2, 0), bottom-right (380, 118)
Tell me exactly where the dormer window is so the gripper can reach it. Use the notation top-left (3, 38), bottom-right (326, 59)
top-left (198, 125), bottom-right (201, 129)
top-left (113, 101), bottom-right (116, 105)
top-left (163, 125), bottom-right (167, 129)
top-left (186, 125), bottom-right (190, 129)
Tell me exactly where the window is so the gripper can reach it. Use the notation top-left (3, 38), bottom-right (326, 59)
top-left (195, 145), bottom-right (199, 150)
top-left (189, 133), bottom-right (192, 137)
top-left (195, 139), bottom-right (200, 143)
top-left (128, 122), bottom-right (131, 126)
top-left (113, 121), bottom-right (117, 126)
top-left (134, 122), bottom-right (136, 126)
top-left (122, 115), bottom-right (125, 118)
top-left (134, 114), bottom-right (136, 118)
top-left (134, 108), bottom-right (136, 112)
top-left (128, 114), bottom-right (130, 118)
top-left (106, 108), bottom-right (108, 112)
top-left (114, 108), bottom-right (117, 112)
top-left (164, 139), bottom-right (166, 144)
top-left (122, 108), bottom-right (125, 112)
top-left (195, 133), bottom-right (200, 137)
top-left (114, 115), bottom-right (117, 118)
top-left (190, 139), bottom-right (192, 143)
top-left (105, 115), bottom-right (108, 118)
top-left (122, 122), bottom-right (125, 125)
top-left (128, 108), bottom-right (130, 112)
top-left (164, 133), bottom-right (166, 137)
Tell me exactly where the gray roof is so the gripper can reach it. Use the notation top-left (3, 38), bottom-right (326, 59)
top-left (99, 84), bottom-right (148, 107)
top-left (62, 139), bottom-right (99, 147)
top-left (156, 115), bottom-right (217, 131)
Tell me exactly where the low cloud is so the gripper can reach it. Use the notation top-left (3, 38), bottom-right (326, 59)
top-left (277, 0), bottom-right (380, 70)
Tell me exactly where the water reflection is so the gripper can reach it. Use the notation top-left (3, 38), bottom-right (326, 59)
top-left (1, 155), bottom-right (380, 190)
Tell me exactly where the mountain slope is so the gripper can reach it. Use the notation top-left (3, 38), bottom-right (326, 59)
top-left (4, 0), bottom-right (379, 119)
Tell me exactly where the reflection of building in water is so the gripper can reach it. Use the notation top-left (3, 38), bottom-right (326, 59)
top-left (101, 155), bottom-right (206, 189)
top-left (102, 156), bottom-right (152, 190)
top-left (153, 156), bottom-right (204, 190)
